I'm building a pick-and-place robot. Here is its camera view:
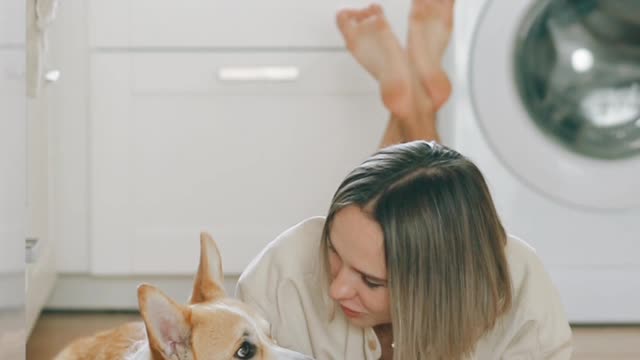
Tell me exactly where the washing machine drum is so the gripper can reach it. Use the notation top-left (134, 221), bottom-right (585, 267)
top-left (471, 0), bottom-right (640, 210)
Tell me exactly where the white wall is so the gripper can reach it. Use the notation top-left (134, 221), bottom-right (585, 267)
top-left (0, 0), bottom-right (27, 356)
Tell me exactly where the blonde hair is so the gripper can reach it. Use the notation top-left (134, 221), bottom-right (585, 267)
top-left (321, 141), bottom-right (512, 360)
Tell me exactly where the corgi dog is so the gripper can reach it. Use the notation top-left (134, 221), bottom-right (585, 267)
top-left (54, 233), bottom-right (313, 360)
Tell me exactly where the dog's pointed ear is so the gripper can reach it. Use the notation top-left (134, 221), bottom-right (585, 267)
top-left (138, 284), bottom-right (192, 359)
top-left (189, 232), bottom-right (225, 304)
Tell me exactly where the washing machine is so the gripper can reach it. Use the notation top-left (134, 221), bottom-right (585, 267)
top-left (450, 0), bottom-right (640, 322)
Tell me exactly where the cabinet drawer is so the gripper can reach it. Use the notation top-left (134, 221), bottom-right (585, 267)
top-left (129, 52), bottom-right (378, 95)
top-left (90, 51), bottom-right (388, 275)
top-left (89, 0), bottom-right (409, 48)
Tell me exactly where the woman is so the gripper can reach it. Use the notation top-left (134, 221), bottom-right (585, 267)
top-left (237, 1), bottom-right (572, 359)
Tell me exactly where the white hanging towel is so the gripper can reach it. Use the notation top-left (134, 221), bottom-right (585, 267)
top-left (26, 0), bottom-right (59, 98)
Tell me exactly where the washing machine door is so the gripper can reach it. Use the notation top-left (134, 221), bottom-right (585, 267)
top-left (470, 0), bottom-right (640, 210)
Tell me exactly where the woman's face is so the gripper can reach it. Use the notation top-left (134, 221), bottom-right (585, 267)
top-left (328, 205), bottom-right (391, 328)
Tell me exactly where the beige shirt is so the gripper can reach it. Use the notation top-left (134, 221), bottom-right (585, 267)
top-left (236, 217), bottom-right (573, 359)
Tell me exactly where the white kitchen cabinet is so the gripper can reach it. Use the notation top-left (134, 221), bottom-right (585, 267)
top-left (48, 0), bottom-right (92, 274)
top-left (0, 49), bottom-right (25, 277)
top-left (22, 0), bottom-right (61, 331)
top-left (50, 1), bottom-right (415, 279)
top-left (44, 1), bottom-right (423, 310)
top-left (2, 3), bottom-right (57, 335)
top-left (0, 45), bottom-right (53, 338)
top-left (0, 45), bottom-right (26, 358)
top-left (24, 51), bottom-right (63, 335)
top-left (1, 1), bottom-right (27, 351)
top-left (90, 51), bottom-right (388, 275)
top-left (26, 84), bottom-right (58, 334)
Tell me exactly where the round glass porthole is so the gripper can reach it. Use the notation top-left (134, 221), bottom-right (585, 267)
top-left (514, 0), bottom-right (640, 159)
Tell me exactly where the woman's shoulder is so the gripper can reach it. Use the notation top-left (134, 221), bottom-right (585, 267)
top-left (476, 235), bottom-right (572, 358)
top-left (504, 234), bottom-right (559, 298)
top-left (504, 234), bottom-right (538, 264)
top-left (504, 233), bottom-right (573, 323)
top-left (266, 216), bottom-right (326, 257)
top-left (252, 216), bottom-right (325, 269)
top-left (504, 234), bottom-right (549, 284)
top-left (238, 216), bottom-right (326, 289)
top-left (235, 217), bottom-right (341, 357)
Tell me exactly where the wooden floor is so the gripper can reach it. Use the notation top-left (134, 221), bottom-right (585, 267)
top-left (27, 312), bottom-right (640, 359)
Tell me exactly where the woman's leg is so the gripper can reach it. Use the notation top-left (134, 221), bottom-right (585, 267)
top-left (337, 0), bottom-right (454, 147)
top-left (336, 4), bottom-right (413, 120)
top-left (396, 0), bottom-right (455, 144)
top-left (380, 116), bottom-right (405, 148)
top-left (408, 0), bottom-right (454, 111)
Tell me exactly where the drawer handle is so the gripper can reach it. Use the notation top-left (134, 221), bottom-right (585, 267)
top-left (218, 66), bottom-right (299, 82)
top-left (44, 69), bottom-right (61, 83)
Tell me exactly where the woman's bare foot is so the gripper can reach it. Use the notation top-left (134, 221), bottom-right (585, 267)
top-left (408, 0), bottom-right (454, 109)
top-left (337, 4), bottom-right (413, 118)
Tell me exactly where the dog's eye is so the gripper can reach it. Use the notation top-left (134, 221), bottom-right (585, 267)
top-left (235, 341), bottom-right (256, 359)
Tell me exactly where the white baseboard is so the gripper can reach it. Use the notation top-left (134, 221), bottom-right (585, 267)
top-left (46, 274), bottom-right (239, 310)
top-left (26, 241), bottom-right (57, 335)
